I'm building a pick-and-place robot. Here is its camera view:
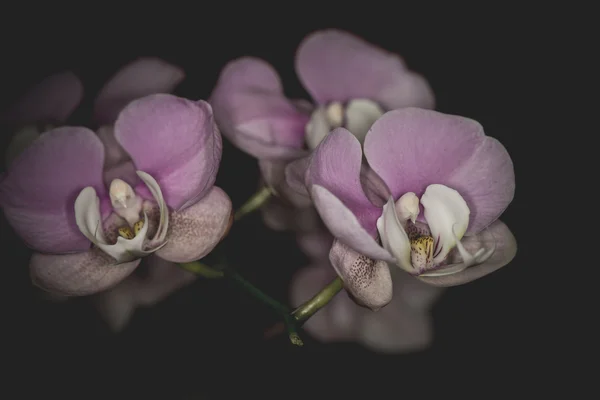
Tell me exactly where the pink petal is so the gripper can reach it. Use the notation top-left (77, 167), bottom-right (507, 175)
top-left (307, 128), bottom-right (381, 232)
top-left (0, 127), bottom-right (105, 253)
top-left (1, 71), bottom-right (83, 125)
top-left (209, 57), bottom-right (310, 159)
top-left (94, 256), bottom-right (195, 332)
top-left (30, 249), bottom-right (140, 296)
top-left (93, 57), bottom-right (185, 125)
top-left (156, 186), bottom-right (232, 263)
top-left (114, 94), bottom-right (221, 211)
top-left (329, 239), bottom-right (393, 310)
top-left (417, 220), bottom-right (516, 287)
top-left (295, 29), bottom-right (434, 109)
top-left (364, 108), bottom-right (515, 233)
top-left (311, 185), bottom-right (394, 263)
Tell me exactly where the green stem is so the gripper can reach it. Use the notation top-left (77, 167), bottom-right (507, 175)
top-left (180, 261), bottom-right (224, 278)
top-left (234, 186), bottom-right (274, 221)
top-left (292, 277), bottom-right (343, 325)
top-left (179, 261), bottom-right (303, 346)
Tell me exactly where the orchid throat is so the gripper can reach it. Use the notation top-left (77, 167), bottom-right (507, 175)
top-left (377, 184), bottom-right (496, 277)
top-left (74, 171), bottom-right (169, 264)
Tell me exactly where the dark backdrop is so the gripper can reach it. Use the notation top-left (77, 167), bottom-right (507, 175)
top-left (2, 12), bottom-right (550, 399)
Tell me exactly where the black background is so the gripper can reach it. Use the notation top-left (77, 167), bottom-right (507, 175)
top-left (1, 10), bottom-right (557, 399)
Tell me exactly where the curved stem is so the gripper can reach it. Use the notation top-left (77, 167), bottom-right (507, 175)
top-left (179, 261), bottom-right (303, 346)
top-left (292, 276), bottom-right (343, 324)
top-left (234, 186), bottom-right (274, 221)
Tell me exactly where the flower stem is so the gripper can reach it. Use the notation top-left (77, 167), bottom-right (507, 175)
top-left (263, 276), bottom-right (344, 340)
top-left (292, 276), bottom-right (344, 324)
top-left (234, 186), bottom-right (274, 221)
top-left (179, 261), bottom-right (303, 346)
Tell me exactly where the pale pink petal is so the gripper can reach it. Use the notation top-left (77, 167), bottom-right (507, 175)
top-left (295, 29), bottom-right (434, 109)
top-left (0, 127), bottom-right (105, 253)
top-left (297, 229), bottom-right (334, 261)
top-left (93, 57), bottom-right (185, 125)
top-left (329, 239), bottom-right (393, 310)
top-left (156, 187), bottom-right (232, 263)
top-left (114, 95), bottom-right (221, 210)
top-left (30, 249), bottom-right (140, 296)
top-left (358, 269), bottom-right (444, 353)
top-left (417, 220), bottom-right (516, 287)
top-left (283, 155), bottom-right (311, 201)
top-left (307, 128), bottom-right (381, 232)
top-left (259, 159), bottom-right (311, 208)
top-left (358, 300), bottom-right (434, 353)
top-left (364, 108), bottom-right (515, 233)
top-left (1, 71), bottom-right (83, 125)
top-left (311, 185), bottom-right (393, 263)
top-left (210, 57), bottom-right (310, 159)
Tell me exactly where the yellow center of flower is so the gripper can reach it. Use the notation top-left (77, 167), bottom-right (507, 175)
top-left (117, 219), bottom-right (145, 240)
top-left (410, 235), bottom-right (434, 271)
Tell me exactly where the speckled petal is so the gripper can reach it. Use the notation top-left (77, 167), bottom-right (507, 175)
top-left (156, 187), bottom-right (232, 263)
top-left (329, 239), bottom-right (393, 310)
top-left (93, 57), bottom-right (185, 125)
top-left (30, 249), bottom-right (140, 296)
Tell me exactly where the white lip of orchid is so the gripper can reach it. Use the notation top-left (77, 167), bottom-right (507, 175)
top-left (305, 98), bottom-right (384, 149)
top-left (74, 170), bottom-right (169, 264)
top-left (376, 184), bottom-right (495, 277)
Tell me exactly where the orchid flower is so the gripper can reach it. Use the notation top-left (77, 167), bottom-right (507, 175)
top-left (288, 107), bottom-right (516, 310)
top-left (0, 59), bottom-right (226, 330)
top-left (291, 263), bottom-right (443, 353)
top-left (210, 29), bottom-right (434, 210)
top-left (0, 89), bottom-right (232, 297)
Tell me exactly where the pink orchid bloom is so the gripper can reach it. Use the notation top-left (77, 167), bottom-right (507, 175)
top-left (0, 60), bottom-right (232, 303)
top-left (209, 29), bottom-right (434, 208)
top-left (291, 262), bottom-right (443, 353)
top-left (288, 108), bottom-right (516, 310)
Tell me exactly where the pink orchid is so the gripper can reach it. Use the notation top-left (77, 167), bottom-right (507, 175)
top-left (0, 59), bottom-right (232, 304)
top-left (209, 29), bottom-right (434, 207)
top-left (291, 263), bottom-right (443, 353)
top-left (289, 108), bottom-right (516, 310)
